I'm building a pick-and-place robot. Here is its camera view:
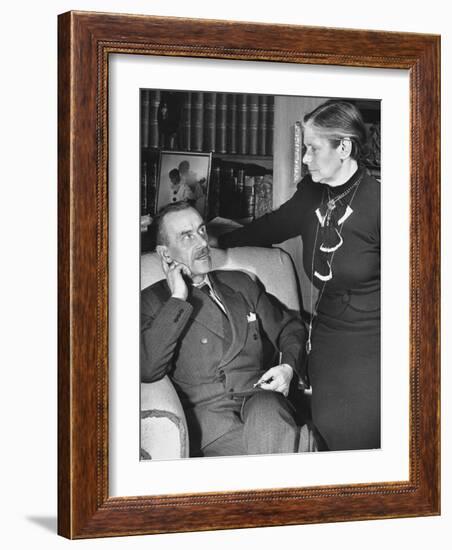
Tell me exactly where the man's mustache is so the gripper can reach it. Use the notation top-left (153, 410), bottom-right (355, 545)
top-left (194, 246), bottom-right (210, 259)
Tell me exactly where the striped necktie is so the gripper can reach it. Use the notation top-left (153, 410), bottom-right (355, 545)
top-left (198, 283), bottom-right (227, 315)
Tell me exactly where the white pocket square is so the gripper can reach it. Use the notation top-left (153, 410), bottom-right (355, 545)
top-left (247, 312), bottom-right (257, 322)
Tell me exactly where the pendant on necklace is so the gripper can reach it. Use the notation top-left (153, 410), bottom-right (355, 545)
top-left (327, 199), bottom-right (336, 211)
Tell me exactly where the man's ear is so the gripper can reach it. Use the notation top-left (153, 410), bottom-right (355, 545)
top-left (156, 245), bottom-right (172, 264)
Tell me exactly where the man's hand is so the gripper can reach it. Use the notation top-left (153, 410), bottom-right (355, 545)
top-left (254, 364), bottom-right (293, 397)
top-left (161, 258), bottom-right (192, 301)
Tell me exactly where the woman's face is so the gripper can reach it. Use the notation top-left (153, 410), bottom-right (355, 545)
top-left (302, 126), bottom-right (343, 185)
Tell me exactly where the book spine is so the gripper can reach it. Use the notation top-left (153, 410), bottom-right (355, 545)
top-left (216, 93), bottom-right (228, 154)
top-left (204, 92), bottom-right (217, 152)
top-left (191, 92), bottom-right (204, 152)
top-left (237, 168), bottom-right (245, 218)
top-left (208, 166), bottom-right (222, 220)
top-left (219, 167), bottom-right (235, 218)
top-left (266, 96), bottom-right (274, 156)
top-left (141, 90), bottom-right (150, 149)
top-left (141, 161), bottom-right (148, 214)
top-left (258, 95), bottom-right (268, 156)
top-left (244, 176), bottom-right (255, 219)
top-left (254, 174), bottom-right (273, 219)
top-left (147, 162), bottom-right (158, 214)
top-left (227, 94), bottom-right (237, 154)
top-left (181, 92), bottom-right (192, 151)
top-left (248, 95), bottom-right (259, 155)
top-left (237, 94), bottom-right (248, 155)
top-left (149, 90), bottom-right (160, 149)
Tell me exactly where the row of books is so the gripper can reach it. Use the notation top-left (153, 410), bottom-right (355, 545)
top-left (140, 161), bottom-right (158, 216)
top-left (209, 166), bottom-right (273, 221)
top-left (140, 157), bottom-right (273, 222)
top-left (141, 90), bottom-right (275, 156)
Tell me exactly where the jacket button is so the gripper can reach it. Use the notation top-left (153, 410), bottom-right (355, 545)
top-left (201, 337), bottom-right (208, 344)
top-left (342, 291), bottom-right (351, 304)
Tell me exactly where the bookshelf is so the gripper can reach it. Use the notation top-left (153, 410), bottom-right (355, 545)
top-left (140, 90), bottom-right (275, 224)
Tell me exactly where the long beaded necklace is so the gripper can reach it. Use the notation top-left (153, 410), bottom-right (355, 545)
top-left (306, 174), bottom-right (363, 355)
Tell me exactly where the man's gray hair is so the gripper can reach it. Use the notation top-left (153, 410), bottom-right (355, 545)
top-left (153, 199), bottom-right (198, 247)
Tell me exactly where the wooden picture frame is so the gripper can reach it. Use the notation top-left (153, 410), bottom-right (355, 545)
top-left (58, 11), bottom-right (440, 539)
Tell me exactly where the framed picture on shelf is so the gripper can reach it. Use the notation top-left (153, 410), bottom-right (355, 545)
top-left (58, 10), bottom-right (440, 540)
top-left (155, 150), bottom-right (211, 217)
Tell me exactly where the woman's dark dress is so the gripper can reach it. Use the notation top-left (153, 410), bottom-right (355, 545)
top-left (219, 167), bottom-right (380, 451)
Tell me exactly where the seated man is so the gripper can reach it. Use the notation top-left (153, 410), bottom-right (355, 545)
top-left (141, 200), bottom-right (308, 457)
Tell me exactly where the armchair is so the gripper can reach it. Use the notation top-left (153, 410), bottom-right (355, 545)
top-left (140, 246), bottom-right (316, 459)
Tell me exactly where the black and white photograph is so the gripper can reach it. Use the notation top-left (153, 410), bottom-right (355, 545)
top-left (155, 150), bottom-right (211, 218)
top-left (139, 89), bottom-right (381, 460)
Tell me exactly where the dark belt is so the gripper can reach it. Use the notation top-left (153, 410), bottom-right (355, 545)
top-left (319, 288), bottom-right (380, 313)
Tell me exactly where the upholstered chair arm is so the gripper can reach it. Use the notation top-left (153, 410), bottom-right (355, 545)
top-left (140, 376), bottom-right (189, 460)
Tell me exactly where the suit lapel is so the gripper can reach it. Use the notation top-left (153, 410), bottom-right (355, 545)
top-left (188, 286), bottom-right (225, 339)
top-left (158, 274), bottom-right (251, 355)
top-left (158, 279), bottom-right (225, 338)
top-left (211, 273), bottom-right (249, 367)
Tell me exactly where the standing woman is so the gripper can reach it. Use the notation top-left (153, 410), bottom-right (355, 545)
top-left (216, 100), bottom-right (380, 451)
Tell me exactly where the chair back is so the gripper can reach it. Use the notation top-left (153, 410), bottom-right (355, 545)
top-left (141, 247), bottom-right (300, 312)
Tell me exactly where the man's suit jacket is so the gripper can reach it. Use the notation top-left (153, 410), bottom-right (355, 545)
top-left (141, 270), bottom-right (306, 451)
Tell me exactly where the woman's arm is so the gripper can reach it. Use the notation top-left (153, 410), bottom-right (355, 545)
top-left (217, 184), bottom-right (305, 248)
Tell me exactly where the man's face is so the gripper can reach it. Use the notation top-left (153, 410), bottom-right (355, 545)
top-left (160, 208), bottom-right (211, 277)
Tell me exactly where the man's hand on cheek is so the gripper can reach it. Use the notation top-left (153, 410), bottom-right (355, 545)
top-left (161, 258), bottom-right (192, 301)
